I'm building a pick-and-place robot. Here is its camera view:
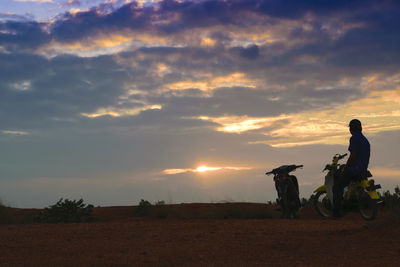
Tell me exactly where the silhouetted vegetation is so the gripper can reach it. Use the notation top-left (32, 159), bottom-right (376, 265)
top-left (380, 185), bottom-right (400, 218)
top-left (35, 198), bottom-right (95, 223)
top-left (134, 199), bottom-right (168, 218)
top-left (0, 200), bottom-right (13, 224)
top-left (0, 200), bottom-right (40, 224)
top-left (301, 196), bottom-right (315, 207)
top-left (134, 199), bottom-right (153, 216)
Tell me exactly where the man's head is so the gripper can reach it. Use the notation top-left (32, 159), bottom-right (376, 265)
top-left (349, 119), bottom-right (362, 133)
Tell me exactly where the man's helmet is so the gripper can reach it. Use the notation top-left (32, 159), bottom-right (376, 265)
top-left (349, 119), bottom-right (362, 132)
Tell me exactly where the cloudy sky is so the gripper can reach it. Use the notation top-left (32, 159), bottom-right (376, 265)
top-left (1, 0), bottom-right (399, 208)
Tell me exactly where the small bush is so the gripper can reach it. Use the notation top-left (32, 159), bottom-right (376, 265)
top-left (0, 201), bottom-right (13, 224)
top-left (380, 186), bottom-right (400, 218)
top-left (155, 200), bottom-right (165, 205)
top-left (134, 199), bottom-right (168, 218)
top-left (36, 198), bottom-right (94, 223)
top-left (301, 195), bottom-right (315, 207)
top-left (134, 199), bottom-right (152, 216)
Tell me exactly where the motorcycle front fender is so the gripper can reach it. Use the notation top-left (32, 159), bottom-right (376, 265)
top-left (313, 185), bottom-right (326, 193)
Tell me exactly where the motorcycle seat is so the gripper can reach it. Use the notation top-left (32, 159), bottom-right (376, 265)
top-left (360, 170), bottom-right (373, 179)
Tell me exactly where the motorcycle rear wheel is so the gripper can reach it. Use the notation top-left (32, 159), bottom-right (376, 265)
top-left (280, 196), bottom-right (296, 219)
top-left (357, 190), bottom-right (377, 221)
top-left (314, 191), bottom-right (332, 218)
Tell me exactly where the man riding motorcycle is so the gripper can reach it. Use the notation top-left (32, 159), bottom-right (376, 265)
top-left (333, 119), bottom-right (370, 218)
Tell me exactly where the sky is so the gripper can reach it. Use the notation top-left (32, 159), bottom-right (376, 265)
top-left (1, 0), bottom-right (400, 208)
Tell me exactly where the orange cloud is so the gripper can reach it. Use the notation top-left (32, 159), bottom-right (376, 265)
top-left (196, 114), bottom-right (290, 133)
top-left (164, 72), bottom-right (258, 94)
top-left (197, 85), bottom-right (400, 147)
top-left (81, 104), bottom-right (161, 118)
top-left (200, 37), bottom-right (215, 46)
top-left (38, 32), bottom-right (168, 57)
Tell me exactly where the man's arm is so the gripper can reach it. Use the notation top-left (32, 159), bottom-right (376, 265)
top-left (345, 150), bottom-right (357, 171)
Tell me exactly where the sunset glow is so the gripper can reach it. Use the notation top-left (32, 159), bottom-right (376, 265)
top-left (81, 105), bottom-right (162, 118)
top-left (196, 166), bottom-right (221, 172)
top-left (163, 165), bottom-right (252, 175)
top-left (194, 86), bottom-right (400, 147)
top-left (2, 0), bottom-right (400, 208)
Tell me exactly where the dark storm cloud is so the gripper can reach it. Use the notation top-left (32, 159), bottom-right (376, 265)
top-left (256, 0), bottom-right (367, 18)
top-left (111, 42), bottom-right (372, 119)
top-left (0, 0), bottom-right (399, 57)
top-left (147, 85), bottom-right (361, 119)
top-left (0, 0), bottom-right (399, 133)
top-left (51, 3), bottom-right (150, 42)
top-left (0, 40), bottom-right (388, 137)
top-left (157, 0), bottom-right (240, 33)
top-left (0, 21), bottom-right (50, 51)
top-left (239, 45), bottom-right (259, 60)
top-left (158, 0), bottom-right (393, 29)
top-left (327, 11), bottom-right (400, 68)
top-left (0, 52), bottom-right (127, 130)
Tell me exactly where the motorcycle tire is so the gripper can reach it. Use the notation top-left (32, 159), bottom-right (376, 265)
top-left (314, 191), bottom-right (332, 218)
top-left (280, 196), bottom-right (290, 219)
top-left (357, 190), bottom-right (377, 221)
top-left (280, 196), bottom-right (298, 219)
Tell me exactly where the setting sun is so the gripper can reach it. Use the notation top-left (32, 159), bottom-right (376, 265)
top-left (163, 165), bottom-right (252, 175)
top-left (195, 166), bottom-right (221, 172)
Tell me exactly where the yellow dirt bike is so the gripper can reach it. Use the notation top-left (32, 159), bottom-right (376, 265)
top-left (313, 153), bottom-right (381, 220)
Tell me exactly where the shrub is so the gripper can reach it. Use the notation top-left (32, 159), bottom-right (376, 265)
top-left (380, 186), bottom-right (400, 218)
top-left (36, 198), bottom-right (94, 223)
top-left (0, 200), bottom-right (12, 224)
top-left (134, 199), bottom-right (152, 216)
top-left (155, 200), bottom-right (165, 205)
top-left (134, 199), bottom-right (168, 218)
top-left (301, 195), bottom-right (316, 207)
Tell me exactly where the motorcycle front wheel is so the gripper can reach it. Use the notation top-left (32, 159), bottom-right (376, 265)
top-left (357, 190), bottom-right (377, 221)
top-left (314, 191), bottom-right (332, 218)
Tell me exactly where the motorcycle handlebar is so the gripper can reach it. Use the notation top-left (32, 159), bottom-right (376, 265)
top-left (265, 164), bottom-right (303, 175)
top-left (337, 153), bottom-right (348, 160)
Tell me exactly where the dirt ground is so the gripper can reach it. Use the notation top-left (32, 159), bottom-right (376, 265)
top-left (1, 204), bottom-right (399, 266)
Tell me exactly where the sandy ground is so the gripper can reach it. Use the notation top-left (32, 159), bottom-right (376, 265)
top-left (1, 204), bottom-right (399, 266)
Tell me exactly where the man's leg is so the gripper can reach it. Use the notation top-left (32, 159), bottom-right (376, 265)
top-left (333, 170), bottom-right (352, 217)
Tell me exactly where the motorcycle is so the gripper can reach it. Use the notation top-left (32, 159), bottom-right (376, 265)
top-left (313, 153), bottom-right (381, 220)
top-left (266, 164), bottom-right (303, 219)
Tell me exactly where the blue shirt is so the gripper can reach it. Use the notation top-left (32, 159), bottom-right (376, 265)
top-left (348, 132), bottom-right (370, 173)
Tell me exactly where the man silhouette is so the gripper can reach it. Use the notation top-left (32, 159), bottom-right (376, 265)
top-left (332, 119), bottom-right (370, 218)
